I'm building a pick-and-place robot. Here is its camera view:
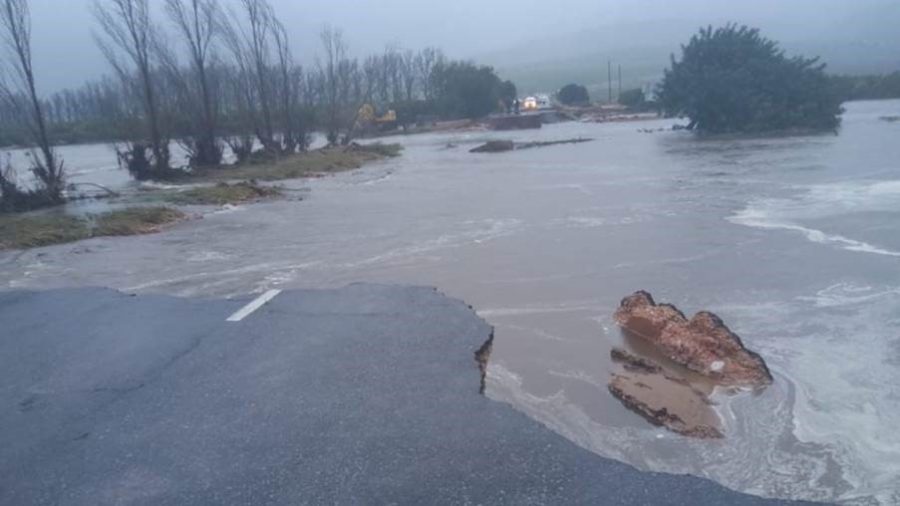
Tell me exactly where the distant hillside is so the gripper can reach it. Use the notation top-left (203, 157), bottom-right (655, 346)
top-left (484, 6), bottom-right (900, 99)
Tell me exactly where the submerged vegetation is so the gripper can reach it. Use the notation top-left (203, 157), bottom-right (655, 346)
top-left (0, 0), bottom-right (498, 213)
top-left (164, 181), bottom-right (281, 206)
top-left (91, 207), bottom-right (185, 236)
top-left (185, 143), bottom-right (401, 182)
top-left (658, 24), bottom-right (843, 134)
top-left (0, 206), bottom-right (184, 249)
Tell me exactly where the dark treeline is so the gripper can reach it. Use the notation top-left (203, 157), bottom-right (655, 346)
top-left (1, 0), bottom-right (515, 208)
top-left (830, 72), bottom-right (900, 102)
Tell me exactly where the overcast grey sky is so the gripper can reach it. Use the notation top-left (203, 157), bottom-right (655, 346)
top-left (21, 0), bottom-right (900, 93)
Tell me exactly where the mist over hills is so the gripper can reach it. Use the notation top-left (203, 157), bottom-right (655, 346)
top-left (482, 2), bottom-right (900, 97)
top-left (17, 0), bottom-right (900, 97)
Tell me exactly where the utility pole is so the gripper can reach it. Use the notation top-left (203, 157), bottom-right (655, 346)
top-left (618, 64), bottom-right (622, 102)
top-left (607, 60), bottom-right (612, 103)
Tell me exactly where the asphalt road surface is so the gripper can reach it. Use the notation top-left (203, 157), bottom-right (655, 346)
top-left (0, 284), bottom-right (821, 505)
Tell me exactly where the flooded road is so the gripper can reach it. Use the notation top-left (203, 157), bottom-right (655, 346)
top-left (3, 101), bottom-right (900, 504)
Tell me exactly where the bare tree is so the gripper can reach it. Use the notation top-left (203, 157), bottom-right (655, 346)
top-left (165, 0), bottom-right (222, 166)
top-left (220, 0), bottom-right (280, 153)
top-left (373, 50), bottom-right (393, 105)
top-left (400, 49), bottom-right (417, 101)
top-left (318, 25), bottom-right (346, 145)
top-left (219, 6), bottom-right (257, 161)
top-left (415, 47), bottom-right (443, 101)
top-left (362, 54), bottom-right (379, 104)
top-left (271, 17), bottom-right (304, 152)
top-left (93, 0), bottom-right (172, 179)
top-left (241, 0), bottom-right (275, 150)
top-left (0, 0), bottom-right (64, 202)
top-left (382, 47), bottom-right (403, 103)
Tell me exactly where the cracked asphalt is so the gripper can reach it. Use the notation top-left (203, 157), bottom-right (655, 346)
top-left (0, 284), bottom-right (822, 505)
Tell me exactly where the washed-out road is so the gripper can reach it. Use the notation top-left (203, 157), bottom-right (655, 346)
top-left (0, 284), bottom-right (819, 505)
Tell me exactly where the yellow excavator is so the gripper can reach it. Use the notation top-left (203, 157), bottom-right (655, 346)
top-left (357, 104), bottom-right (398, 132)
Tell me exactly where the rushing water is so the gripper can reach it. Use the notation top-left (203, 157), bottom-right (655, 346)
top-left (2, 101), bottom-right (900, 504)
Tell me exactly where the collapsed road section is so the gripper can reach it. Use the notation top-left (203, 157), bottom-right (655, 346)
top-left (0, 284), bottom-right (817, 505)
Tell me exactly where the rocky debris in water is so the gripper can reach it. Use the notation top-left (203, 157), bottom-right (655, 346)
top-left (607, 292), bottom-right (774, 438)
top-left (613, 291), bottom-right (773, 387)
top-left (610, 347), bottom-right (661, 374)
top-left (469, 138), bottom-right (593, 154)
top-left (609, 349), bottom-right (724, 439)
top-left (516, 138), bottom-right (593, 150)
top-left (470, 140), bottom-right (515, 153)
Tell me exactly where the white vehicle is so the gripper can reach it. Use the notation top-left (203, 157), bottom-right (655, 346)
top-left (522, 94), bottom-right (553, 111)
top-left (535, 94), bottom-right (553, 110)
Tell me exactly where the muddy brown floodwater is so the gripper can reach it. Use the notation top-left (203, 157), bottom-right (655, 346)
top-left (3, 101), bottom-right (900, 504)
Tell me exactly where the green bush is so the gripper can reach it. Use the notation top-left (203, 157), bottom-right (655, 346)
top-left (558, 84), bottom-right (590, 106)
top-left (658, 24), bottom-right (842, 134)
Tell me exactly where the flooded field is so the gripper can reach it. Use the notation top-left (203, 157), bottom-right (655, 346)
top-left (3, 101), bottom-right (900, 504)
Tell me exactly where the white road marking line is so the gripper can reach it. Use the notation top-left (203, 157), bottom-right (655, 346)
top-left (227, 289), bottom-right (282, 322)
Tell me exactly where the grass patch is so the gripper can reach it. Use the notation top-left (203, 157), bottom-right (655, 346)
top-left (0, 214), bottom-right (90, 249)
top-left (0, 206), bottom-right (185, 250)
top-left (91, 207), bottom-right (186, 237)
top-left (165, 181), bottom-right (281, 206)
top-left (186, 143), bottom-right (402, 183)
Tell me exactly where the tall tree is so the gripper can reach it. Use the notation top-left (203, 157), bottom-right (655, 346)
top-left (221, 0), bottom-right (279, 152)
top-left (318, 25), bottom-right (346, 145)
top-left (432, 61), bottom-right (506, 119)
top-left (0, 0), bottom-right (64, 202)
top-left (399, 49), bottom-right (417, 101)
top-left (164, 0), bottom-right (222, 166)
top-left (415, 47), bottom-right (443, 101)
top-left (93, 0), bottom-right (172, 179)
top-left (558, 83), bottom-right (589, 106)
top-left (272, 17), bottom-right (308, 152)
top-left (241, 0), bottom-right (275, 151)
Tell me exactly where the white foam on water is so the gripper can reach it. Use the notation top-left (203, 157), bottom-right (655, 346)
top-left (488, 281), bottom-right (900, 503)
top-left (729, 179), bottom-right (900, 258)
top-left (186, 251), bottom-right (233, 262)
top-left (720, 291), bottom-right (900, 504)
top-left (485, 362), bottom-right (848, 503)
top-left (339, 218), bottom-right (522, 269)
top-left (798, 282), bottom-right (900, 308)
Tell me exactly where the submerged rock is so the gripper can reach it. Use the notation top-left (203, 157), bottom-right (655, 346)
top-left (613, 291), bottom-right (773, 387)
top-left (609, 349), bottom-right (723, 439)
top-left (469, 140), bottom-right (515, 153)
